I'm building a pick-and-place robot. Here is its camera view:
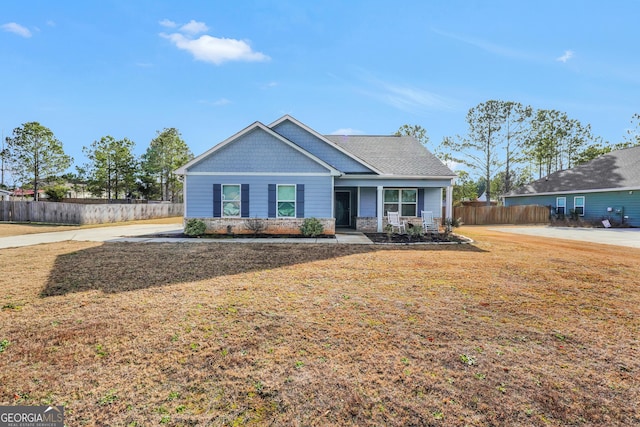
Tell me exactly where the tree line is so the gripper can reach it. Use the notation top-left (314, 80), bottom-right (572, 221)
top-left (397, 100), bottom-right (640, 205)
top-left (1, 122), bottom-right (193, 202)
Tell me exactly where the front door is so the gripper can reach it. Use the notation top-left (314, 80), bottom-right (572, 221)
top-left (335, 191), bottom-right (351, 227)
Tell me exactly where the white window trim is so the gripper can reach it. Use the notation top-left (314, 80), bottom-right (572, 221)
top-left (556, 196), bottom-right (566, 215)
top-left (574, 196), bottom-right (585, 216)
top-left (276, 184), bottom-right (296, 218)
top-left (383, 188), bottom-right (418, 217)
top-left (221, 184), bottom-right (241, 218)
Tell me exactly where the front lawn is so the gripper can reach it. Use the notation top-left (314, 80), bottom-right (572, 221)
top-left (0, 227), bottom-right (638, 426)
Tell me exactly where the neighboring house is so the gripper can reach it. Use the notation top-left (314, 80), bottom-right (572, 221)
top-left (175, 115), bottom-right (456, 234)
top-left (503, 145), bottom-right (640, 226)
top-left (0, 189), bottom-right (11, 201)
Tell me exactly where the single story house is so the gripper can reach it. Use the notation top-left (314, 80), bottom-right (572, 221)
top-left (0, 189), bottom-right (11, 201)
top-left (503, 145), bottom-right (640, 226)
top-left (175, 115), bottom-right (456, 234)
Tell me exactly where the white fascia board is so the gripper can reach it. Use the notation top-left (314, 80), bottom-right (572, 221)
top-left (340, 174), bottom-right (456, 181)
top-left (183, 171), bottom-right (337, 177)
top-left (504, 186), bottom-right (640, 198)
top-left (268, 115), bottom-right (384, 175)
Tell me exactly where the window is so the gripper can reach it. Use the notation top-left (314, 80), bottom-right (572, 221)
top-left (222, 184), bottom-right (241, 217)
top-left (574, 196), bottom-right (585, 216)
top-left (383, 188), bottom-right (417, 216)
top-left (556, 197), bottom-right (566, 215)
top-left (277, 184), bottom-right (296, 217)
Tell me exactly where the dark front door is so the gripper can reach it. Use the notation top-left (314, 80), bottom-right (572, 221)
top-left (335, 191), bottom-right (351, 227)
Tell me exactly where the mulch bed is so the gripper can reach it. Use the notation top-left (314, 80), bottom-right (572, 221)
top-left (364, 232), bottom-right (467, 244)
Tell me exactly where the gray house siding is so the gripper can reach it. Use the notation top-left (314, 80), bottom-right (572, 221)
top-left (505, 191), bottom-right (640, 226)
top-left (188, 127), bottom-right (330, 174)
top-left (185, 174), bottom-right (333, 218)
top-left (272, 121), bottom-right (373, 173)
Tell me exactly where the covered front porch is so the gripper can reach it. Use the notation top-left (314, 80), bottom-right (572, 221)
top-left (333, 178), bottom-right (454, 232)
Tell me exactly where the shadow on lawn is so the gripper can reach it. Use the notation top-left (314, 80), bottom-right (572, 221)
top-left (41, 241), bottom-right (486, 297)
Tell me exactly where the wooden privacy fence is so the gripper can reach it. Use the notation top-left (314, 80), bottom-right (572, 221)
top-left (453, 205), bottom-right (550, 225)
top-left (0, 201), bottom-right (183, 225)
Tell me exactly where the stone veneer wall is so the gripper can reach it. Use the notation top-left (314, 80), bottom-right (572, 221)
top-left (188, 217), bottom-right (335, 235)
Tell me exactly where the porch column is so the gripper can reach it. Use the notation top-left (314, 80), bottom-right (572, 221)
top-left (377, 185), bottom-right (383, 232)
top-left (445, 185), bottom-right (453, 219)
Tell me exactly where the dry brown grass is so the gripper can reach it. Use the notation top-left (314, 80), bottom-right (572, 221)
top-left (1, 226), bottom-right (638, 426)
top-left (0, 216), bottom-right (182, 237)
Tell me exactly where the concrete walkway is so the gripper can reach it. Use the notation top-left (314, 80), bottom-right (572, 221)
top-left (490, 226), bottom-right (640, 249)
top-left (0, 224), bottom-right (373, 249)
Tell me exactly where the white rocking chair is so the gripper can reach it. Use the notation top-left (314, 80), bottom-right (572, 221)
top-left (421, 210), bottom-right (440, 235)
top-left (387, 211), bottom-right (406, 233)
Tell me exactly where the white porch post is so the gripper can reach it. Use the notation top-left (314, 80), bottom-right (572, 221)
top-left (445, 185), bottom-right (453, 219)
top-left (377, 185), bottom-right (383, 232)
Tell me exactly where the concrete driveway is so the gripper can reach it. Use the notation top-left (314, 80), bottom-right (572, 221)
top-left (0, 224), bottom-right (183, 249)
top-left (490, 226), bottom-right (640, 249)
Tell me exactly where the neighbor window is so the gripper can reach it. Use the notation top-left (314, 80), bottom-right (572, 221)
top-left (383, 188), bottom-right (417, 216)
top-left (556, 197), bottom-right (566, 215)
top-left (574, 196), bottom-right (585, 216)
top-left (277, 184), bottom-right (296, 217)
top-left (222, 184), bottom-right (241, 217)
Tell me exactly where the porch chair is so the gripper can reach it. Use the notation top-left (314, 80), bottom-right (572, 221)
top-left (387, 211), bottom-right (406, 233)
top-left (421, 211), bottom-right (440, 235)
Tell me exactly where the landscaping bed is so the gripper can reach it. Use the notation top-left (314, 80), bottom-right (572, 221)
top-left (364, 232), bottom-right (469, 244)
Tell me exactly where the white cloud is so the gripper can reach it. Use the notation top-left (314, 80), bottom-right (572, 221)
top-left (180, 20), bottom-right (209, 35)
top-left (330, 128), bottom-right (364, 135)
top-left (46, 20), bottom-right (56, 27)
top-left (199, 98), bottom-right (231, 106)
top-left (557, 50), bottom-right (574, 63)
top-left (1, 22), bottom-right (32, 38)
top-left (161, 32), bottom-right (269, 65)
top-left (159, 19), bottom-right (177, 28)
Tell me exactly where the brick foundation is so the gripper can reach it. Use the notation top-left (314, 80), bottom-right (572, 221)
top-left (186, 217), bottom-right (336, 235)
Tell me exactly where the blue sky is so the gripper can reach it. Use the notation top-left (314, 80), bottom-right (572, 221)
top-left (2, 0), bottom-right (639, 178)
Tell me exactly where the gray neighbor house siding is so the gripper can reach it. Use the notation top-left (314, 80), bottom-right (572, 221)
top-left (175, 115), bottom-right (456, 234)
top-left (504, 146), bottom-right (640, 226)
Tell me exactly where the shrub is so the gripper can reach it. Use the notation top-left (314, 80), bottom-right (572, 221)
top-left (44, 185), bottom-right (69, 202)
top-left (407, 224), bottom-right (424, 241)
top-left (443, 217), bottom-right (463, 235)
top-left (299, 217), bottom-right (324, 237)
top-left (184, 219), bottom-right (206, 237)
top-left (244, 217), bottom-right (266, 235)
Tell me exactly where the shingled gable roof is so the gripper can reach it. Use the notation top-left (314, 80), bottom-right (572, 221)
top-left (174, 120), bottom-right (342, 176)
top-left (268, 115), bottom-right (383, 174)
top-left (325, 135), bottom-right (456, 177)
top-left (505, 145), bottom-right (640, 197)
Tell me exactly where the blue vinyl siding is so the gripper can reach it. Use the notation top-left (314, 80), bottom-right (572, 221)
top-left (271, 121), bottom-right (373, 173)
top-left (505, 191), bottom-right (640, 226)
top-left (359, 187), bottom-right (377, 217)
top-left (422, 188), bottom-right (442, 216)
top-left (189, 127), bottom-right (330, 174)
top-left (185, 174), bottom-right (332, 218)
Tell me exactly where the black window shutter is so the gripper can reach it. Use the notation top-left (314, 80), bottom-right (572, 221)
top-left (418, 188), bottom-right (424, 215)
top-left (241, 184), bottom-right (250, 218)
top-left (268, 184), bottom-right (276, 218)
top-left (296, 184), bottom-right (305, 218)
top-left (213, 184), bottom-right (221, 217)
